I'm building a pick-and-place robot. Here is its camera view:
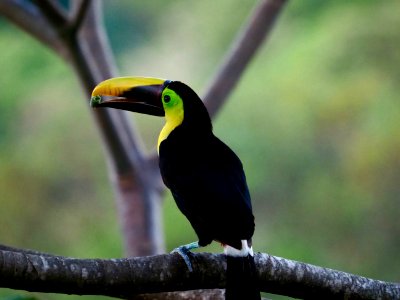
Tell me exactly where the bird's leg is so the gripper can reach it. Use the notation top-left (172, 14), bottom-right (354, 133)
top-left (171, 241), bottom-right (199, 272)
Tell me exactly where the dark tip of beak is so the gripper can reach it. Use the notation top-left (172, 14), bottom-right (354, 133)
top-left (90, 95), bottom-right (103, 107)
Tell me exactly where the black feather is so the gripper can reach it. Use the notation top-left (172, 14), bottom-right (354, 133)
top-left (159, 81), bottom-right (259, 298)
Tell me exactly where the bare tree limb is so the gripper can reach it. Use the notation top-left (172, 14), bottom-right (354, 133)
top-left (0, 245), bottom-right (226, 300)
top-left (202, 0), bottom-right (287, 118)
top-left (132, 289), bottom-right (226, 300)
top-left (75, 1), bottom-right (165, 256)
top-left (0, 247), bottom-right (398, 300)
top-left (31, 0), bottom-right (67, 28)
top-left (74, 1), bottom-right (164, 256)
top-left (0, 245), bottom-right (55, 257)
top-left (0, 0), bottom-right (67, 58)
top-left (69, 0), bottom-right (92, 33)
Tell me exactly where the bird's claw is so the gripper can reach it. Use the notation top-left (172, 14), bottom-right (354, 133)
top-left (171, 246), bottom-right (194, 272)
top-left (171, 241), bottom-right (199, 272)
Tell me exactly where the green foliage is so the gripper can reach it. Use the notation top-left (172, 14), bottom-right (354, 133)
top-left (1, 1), bottom-right (399, 299)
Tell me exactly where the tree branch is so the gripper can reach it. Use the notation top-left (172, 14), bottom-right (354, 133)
top-left (132, 289), bottom-right (227, 300)
top-left (69, 0), bottom-right (92, 32)
top-left (202, 0), bottom-right (287, 118)
top-left (75, 1), bottom-right (165, 256)
top-left (31, 0), bottom-right (67, 29)
top-left (0, 0), bottom-right (67, 58)
top-left (0, 247), bottom-right (398, 299)
top-left (0, 245), bottom-right (55, 257)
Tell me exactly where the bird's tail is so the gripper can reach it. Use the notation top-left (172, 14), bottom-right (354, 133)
top-left (224, 241), bottom-right (260, 300)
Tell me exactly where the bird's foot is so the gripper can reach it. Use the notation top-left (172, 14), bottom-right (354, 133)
top-left (171, 241), bottom-right (199, 272)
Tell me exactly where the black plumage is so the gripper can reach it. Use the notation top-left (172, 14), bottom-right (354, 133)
top-left (158, 82), bottom-right (255, 250)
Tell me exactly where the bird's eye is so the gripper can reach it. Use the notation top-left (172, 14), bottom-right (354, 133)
top-left (164, 95), bottom-right (171, 103)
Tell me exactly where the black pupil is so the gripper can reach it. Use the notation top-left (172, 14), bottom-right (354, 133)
top-left (164, 95), bottom-right (171, 103)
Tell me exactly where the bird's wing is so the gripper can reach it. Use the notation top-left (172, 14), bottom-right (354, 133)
top-left (166, 137), bottom-right (255, 247)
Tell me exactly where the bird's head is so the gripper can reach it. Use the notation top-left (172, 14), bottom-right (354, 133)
top-left (91, 76), bottom-right (211, 131)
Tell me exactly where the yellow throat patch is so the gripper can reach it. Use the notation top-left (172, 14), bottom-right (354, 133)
top-left (157, 88), bottom-right (184, 153)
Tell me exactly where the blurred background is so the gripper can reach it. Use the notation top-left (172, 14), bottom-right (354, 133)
top-left (0, 0), bottom-right (399, 299)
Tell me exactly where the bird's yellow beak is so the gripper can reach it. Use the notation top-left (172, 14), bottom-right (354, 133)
top-left (90, 76), bottom-right (169, 116)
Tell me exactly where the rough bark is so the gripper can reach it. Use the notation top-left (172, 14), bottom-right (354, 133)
top-left (0, 247), bottom-right (398, 300)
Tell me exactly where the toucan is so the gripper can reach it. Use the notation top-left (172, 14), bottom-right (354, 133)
top-left (91, 77), bottom-right (260, 300)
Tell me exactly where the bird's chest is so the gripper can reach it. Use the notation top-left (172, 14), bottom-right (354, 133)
top-left (158, 131), bottom-right (213, 187)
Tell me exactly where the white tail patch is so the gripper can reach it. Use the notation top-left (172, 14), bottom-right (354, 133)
top-left (224, 240), bottom-right (254, 257)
